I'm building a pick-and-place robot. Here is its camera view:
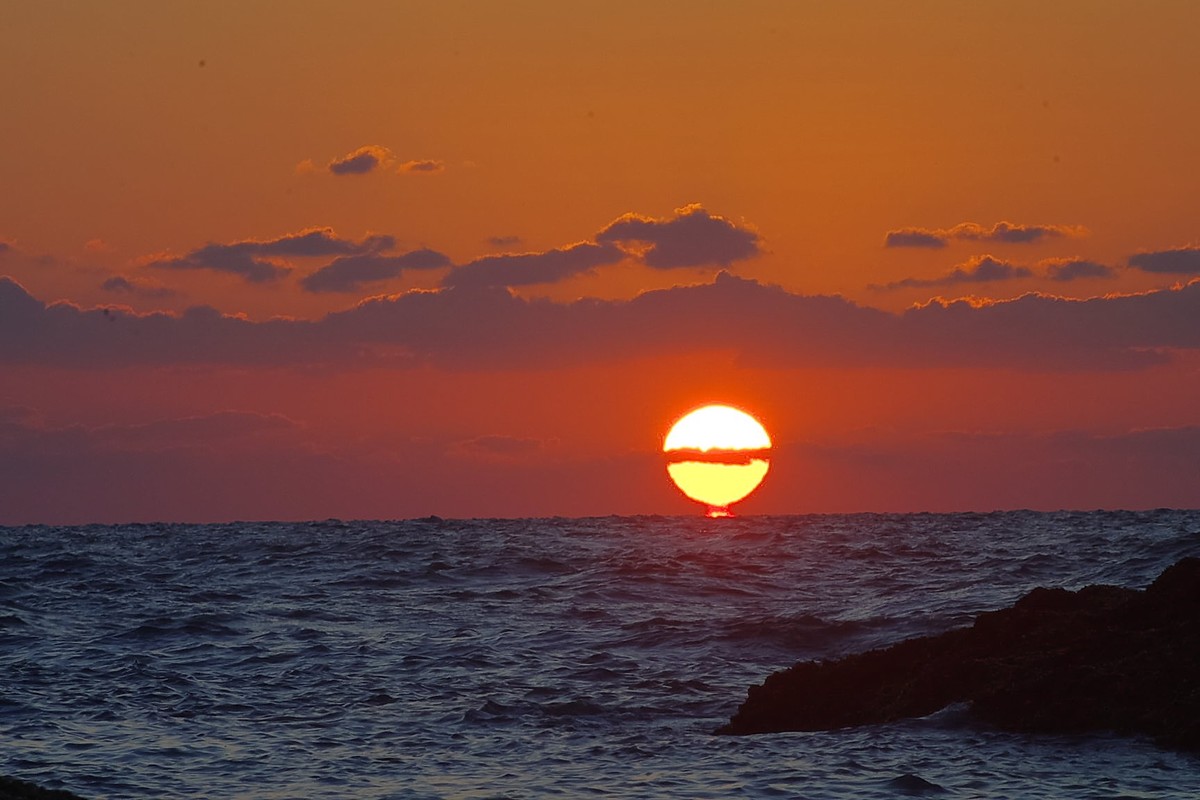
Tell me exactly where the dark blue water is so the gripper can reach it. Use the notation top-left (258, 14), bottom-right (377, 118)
top-left (2, 511), bottom-right (1199, 799)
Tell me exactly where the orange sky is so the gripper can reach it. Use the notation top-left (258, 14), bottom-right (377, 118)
top-left (3, 2), bottom-right (1200, 523)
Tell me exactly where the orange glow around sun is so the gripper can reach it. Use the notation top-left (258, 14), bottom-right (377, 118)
top-left (663, 404), bottom-right (771, 516)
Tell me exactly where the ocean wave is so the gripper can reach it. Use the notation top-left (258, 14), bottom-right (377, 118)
top-left (2, 511), bottom-right (1199, 798)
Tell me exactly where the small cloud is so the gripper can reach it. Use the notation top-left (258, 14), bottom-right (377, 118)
top-left (85, 239), bottom-right (112, 254)
top-left (877, 255), bottom-right (1033, 290)
top-left (398, 159), bottom-right (445, 174)
top-left (1042, 258), bottom-right (1114, 282)
top-left (951, 221), bottom-right (1087, 244)
top-left (328, 145), bottom-right (393, 175)
top-left (487, 235), bottom-right (523, 248)
top-left (1128, 246), bottom-right (1200, 275)
top-left (596, 204), bottom-right (762, 268)
top-left (300, 249), bottom-right (452, 293)
top-left (147, 228), bottom-right (394, 283)
top-left (443, 242), bottom-right (624, 289)
top-left (100, 276), bottom-right (176, 298)
top-left (254, 228), bottom-right (394, 257)
top-left (884, 229), bottom-right (948, 248)
top-left (294, 158), bottom-right (318, 175)
top-left (149, 248), bottom-right (289, 283)
top-left (884, 221), bottom-right (1087, 248)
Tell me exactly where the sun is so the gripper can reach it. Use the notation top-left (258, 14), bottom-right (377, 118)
top-left (663, 404), bottom-right (771, 517)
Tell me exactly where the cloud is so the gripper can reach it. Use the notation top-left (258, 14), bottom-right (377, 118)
top-left (146, 228), bottom-right (394, 283)
top-left (440, 205), bottom-right (761, 289)
top-left (398, 159), bottom-right (445, 174)
top-left (1042, 258), bottom-right (1114, 282)
top-left (596, 204), bottom-right (762, 268)
top-left (1128, 246), bottom-right (1200, 275)
top-left (300, 248), bottom-right (452, 293)
top-left (100, 275), bottom-right (177, 298)
top-left (885, 229), bottom-right (947, 248)
top-left (149, 248), bottom-right (290, 283)
top-left (487, 235), bottom-right (523, 248)
top-left (877, 255), bottom-right (1033, 289)
top-left (7, 271), bottom-right (1200, 373)
top-left (884, 221), bottom-right (1087, 248)
top-left (328, 145), bottom-right (393, 175)
top-left (442, 242), bottom-right (624, 289)
top-left (252, 228), bottom-right (395, 257)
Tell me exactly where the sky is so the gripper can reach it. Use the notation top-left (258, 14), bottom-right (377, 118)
top-left (3, 0), bottom-right (1200, 523)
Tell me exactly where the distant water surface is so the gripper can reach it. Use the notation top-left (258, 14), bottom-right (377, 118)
top-left (2, 511), bottom-right (1199, 798)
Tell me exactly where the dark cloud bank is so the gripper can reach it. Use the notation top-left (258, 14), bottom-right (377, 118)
top-left (4, 271), bottom-right (1199, 372)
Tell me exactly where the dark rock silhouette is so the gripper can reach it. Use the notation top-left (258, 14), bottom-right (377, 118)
top-left (0, 776), bottom-right (86, 800)
top-left (719, 557), bottom-right (1200, 752)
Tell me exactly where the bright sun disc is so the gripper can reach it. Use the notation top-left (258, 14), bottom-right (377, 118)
top-left (663, 404), bottom-right (771, 516)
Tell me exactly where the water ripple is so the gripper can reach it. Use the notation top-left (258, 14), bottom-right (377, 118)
top-left (1, 511), bottom-right (1199, 798)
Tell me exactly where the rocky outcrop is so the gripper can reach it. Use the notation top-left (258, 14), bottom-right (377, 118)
top-left (719, 557), bottom-right (1200, 752)
top-left (0, 776), bottom-right (86, 800)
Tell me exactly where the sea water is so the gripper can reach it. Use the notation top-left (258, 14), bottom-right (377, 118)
top-left (2, 511), bottom-right (1199, 799)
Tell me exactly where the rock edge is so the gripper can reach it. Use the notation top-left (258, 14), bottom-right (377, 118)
top-left (0, 776), bottom-right (86, 800)
top-left (718, 556), bottom-right (1200, 752)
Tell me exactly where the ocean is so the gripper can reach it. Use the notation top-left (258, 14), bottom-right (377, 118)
top-left (2, 511), bottom-right (1198, 799)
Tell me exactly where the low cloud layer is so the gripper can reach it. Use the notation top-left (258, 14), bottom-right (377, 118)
top-left (885, 221), bottom-right (1087, 248)
top-left (5, 270), bottom-right (1200, 373)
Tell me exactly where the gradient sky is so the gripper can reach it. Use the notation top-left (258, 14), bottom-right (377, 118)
top-left (4, 1), bottom-right (1200, 523)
